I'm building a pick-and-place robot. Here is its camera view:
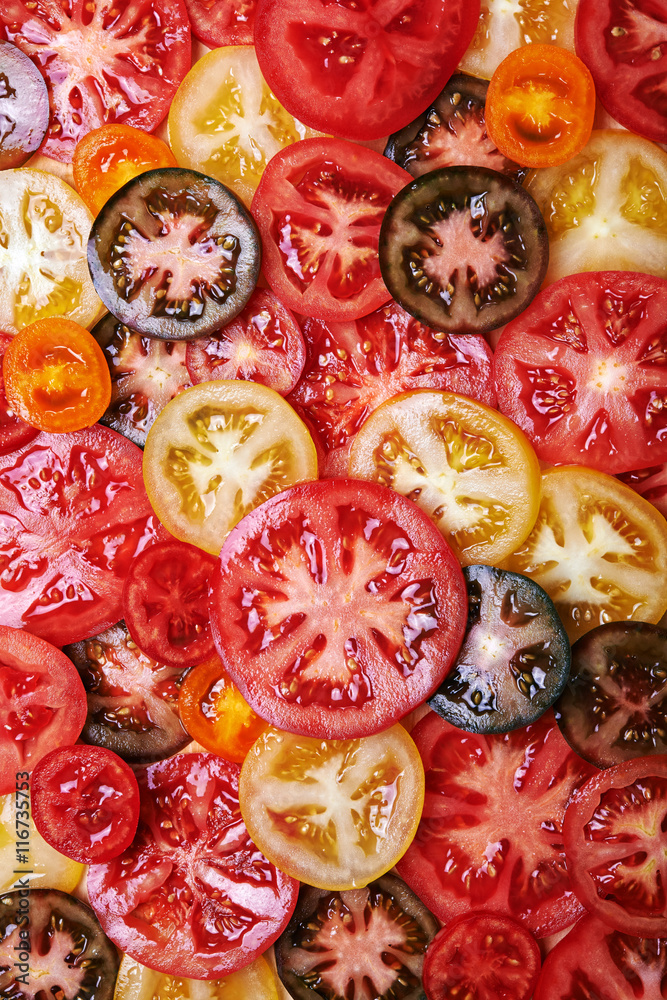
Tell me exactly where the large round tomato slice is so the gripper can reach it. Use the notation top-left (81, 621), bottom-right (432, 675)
top-left (87, 752), bottom-right (299, 980)
top-left (396, 709), bottom-right (597, 938)
top-left (210, 479), bottom-right (468, 739)
top-left (494, 271), bottom-right (667, 475)
top-left (0, 0), bottom-right (191, 163)
top-left (251, 139), bottom-right (411, 322)
top-left (253, 0), bottom-right (480, 141)
top-left (0, 424), bottom-right (167, 646)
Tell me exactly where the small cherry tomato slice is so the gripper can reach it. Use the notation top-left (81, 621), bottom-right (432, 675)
top-left (275, 875), bottom-right (439, 1000)
top-left (563, 755), bottom-right (667, 937)
top-left (210, 478), bottom-right (467, 740)
top-left (0, 625), bottom-right (87, 794)
top-left (423, 913), bottom-right (541, 1000)
top-left (186, 288), bottom-right (306, 396)
top-left (31, 744), bottom-right (140, 864)
top-left (0, 40), bottom-right (49, 170)
top-left (239, 726), bottom-right (425, 890)
top-left (87, 752), bottom-right (299, 980)
top-left (349, 390), bottom-right (541, 567)
top-left (73, 124), bottom-right (177, 217)
top-left (3, 318), bottom-right (111, 434)
top-left (178, 656), bottom-right (267, 763)
top-left (0, 333), bottom-right (38, 455)
top-left (485, 44), bottom-right (595, 168)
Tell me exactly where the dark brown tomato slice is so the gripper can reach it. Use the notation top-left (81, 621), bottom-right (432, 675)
top-left (0, 0), bottom-right (191, 164)
top-left (275, 875), bottom-right (439, 1000)
top-left (87, 752), bottom-right (299, 980)
top-left (0, 426), bottom-right (167, 647)
top-left (563, 756), bottom-right (667, 937)
top-left (209, 478), bottom-right (468, 740)
top-left (384, 73), bottom-right (527, 183)
top-left (0, 40), bottom-right (49, 169)
top-left (88, 168), bottom-right (261, 339)
top-left (250, 139), bottom-right (412, 323)
top-left (0, 889), bottom-right (119, 999)
top-left (64, 621), bottom-right (191, 764)
top-left (379, 166), bottom-right (549, 335)
top-left (186, 287), bottom-right (306, 396)
top-left (423, 913), bottom-right (541, 1000)
top-left (184, 0), bottom-right (256, 47)
top-left (396, 709), bottom-right (598, 938)
top-left (428, 565), bottom-right (571, 734)
top-left (122, 540), bottom-right (217, 669)
top-left (555, 621), bottom-right (667, 769)
top-left (287, 300), bottom-right (496, 478)
top-left (92, 314), bottom-right (191, 448)
top-left (535, 912), bottom-right (667, 1000)
top-left (619, 462), bottom-right (667, 520)
top-left (0, 333), bottom-right (38, 455)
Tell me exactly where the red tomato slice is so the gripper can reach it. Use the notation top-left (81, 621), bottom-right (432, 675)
top-left (494, 271), bottom-right (667, 474)
top-left (287, 301), bottom-right (496, 477)
top-left (31, 745), bottom-right (140, 864)
top-left (210, 478), bottom-right (467, 740)
top-left (254, 0), bottom-right (481, 141)
top-left (0, 425), bottom-right (167, 647)
top-left (0, 0), bottom-right (191, 163)
top-left (396, 709), bottom-right (598, 938)
top-left (122, 540), bottom-right (217, 668)
top-left (87, 752), bottom-right (299, 980)
top-left (251, 139), bottom-right (412, 322)
top-left (0, 625), bottom-right (87, 793)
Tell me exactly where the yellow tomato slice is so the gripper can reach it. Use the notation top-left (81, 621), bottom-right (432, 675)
top-left (348, 389), bottom-right (541, 566)
top-left (239, 725), bottom-right (425, 891)
top-left (143, 380), bottom-right (318, 554)
top-left (0, 793), bottom-right (84, 893)
top-left (0, 168), bottom-right (102, 334)
top-left (503, 465), bottom-right (667, 643)
top-left (459, 0), bottom-right (576, 80)
top-left (526, 129), bottom-right (667, 285)
top-left (169, 45), bottom-right (320, 207)
top-left (113, 952), bottom-right (281, 1000)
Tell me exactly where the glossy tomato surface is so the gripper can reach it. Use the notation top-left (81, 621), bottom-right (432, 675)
top-left (210, 479), bottom-right (467, 739)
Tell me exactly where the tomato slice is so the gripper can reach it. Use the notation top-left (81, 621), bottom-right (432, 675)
top-left (287, 301), bottom-right (496, 477)
top-left (251, 138), bottom-right (411, 322)
top-left (563, 756), bottom-right (667, 937)
top-left (239, 726), bottom-right (425, 890)
top-left (349, 390), bottom-right (541, 567)
top-left (275, 875), bottom-right (439, 1000)
top-left (254, 0), bottom-right (480, 141)
top-left (31, 744), bottom-right (140, 864)
top-left (0, 626), bottom-right (87, 794)
top-left (576, 0), bottom-right (667, 144)
top-left (422, 913), bottom-right (541, 1000)
top-left (87, 752), bottom-right (299, 980)
top-left (0, 0), bottom-right (191, 163)
top-left (0, 334), bottom-right (38, 456)
top-left (3, 318), bottom-right (112, 434)
top-left (0, 40), bottom-right (49, 170)
top-left (396, 709), bottom-right (597, 938)
top-left (0, 425), bottom-right (167, 646)
top-left (210, 478), bottom-right (467, 740)
top-left (0, 790), bottom-right (84, 894)
top-left (503, 465), bottom-right (667, 644)
top-left (114, 952), bottom-right (282, 1000)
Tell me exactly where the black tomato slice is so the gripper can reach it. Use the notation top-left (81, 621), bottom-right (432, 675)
top-left (555, 621), bottom-right (667, 769)
top-left (287, 300), bottom-right (496, 477)
top-left (0, 888), bottom-right (119, 999)
top-left (275, 874), bottom-right (439, 1000)
top-left (92, 314), bottom-right (191, 447)
top-left (122, 540), bottom-right (217, 668)
top-left (88, 167), bottom-right (260, 340)
top-left (384, 73), bottom-right (527, 183)
top-left (0, 41), bottom-right (49, 170)
top-left (428, 565), bottom-right (570, 734)
top-left (65, 622), bottom-right (191, 764)
top-left (379, 166), bottom-right (549, 335)
top-left (423, 913), bottom-right (541, 1000)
